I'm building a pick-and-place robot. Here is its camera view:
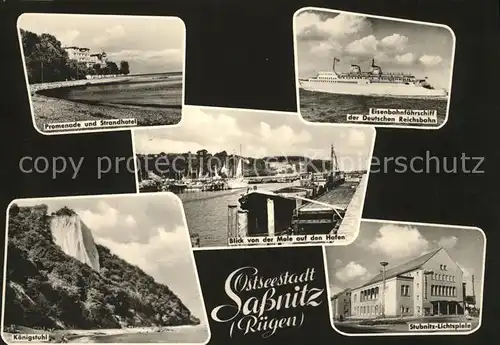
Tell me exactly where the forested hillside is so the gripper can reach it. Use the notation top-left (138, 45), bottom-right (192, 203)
top-left (4, 204), bottom-right (200, 330)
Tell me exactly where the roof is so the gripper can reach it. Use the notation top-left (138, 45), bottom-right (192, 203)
top-left (331, 288), bottom-right (351, 300)
top-left (63, 46), bottom-right (89, 51)
top-left (359, 248), bottom-right (443, 289)
top-left (244, 190), bottom-right (289, 199)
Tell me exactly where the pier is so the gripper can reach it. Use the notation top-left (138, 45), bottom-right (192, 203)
top-left (227, 172), bottom-right (367, 243)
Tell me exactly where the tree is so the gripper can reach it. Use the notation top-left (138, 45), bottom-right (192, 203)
top-left (9, 204), bottom-right (19, 217)
top-left (105, 61), bottom-right (120, 75)
top-left (20, 30), bottom-right (70, 83)
top-left (93, 64), bottom-right (102, 76)
top-left (119, 61), bottom-right (130, 75)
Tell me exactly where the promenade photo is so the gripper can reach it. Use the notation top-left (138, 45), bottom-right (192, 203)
top-left (17, 13), bottom-right (185, 134)
top-left (294, 8), bottom-right (455, 128)
top-left (2, 193), bottom-right (210, 344)
top-left (325, 220), bottom-right (485, 335)
top-left (133, 106), bottom-right (375, 248)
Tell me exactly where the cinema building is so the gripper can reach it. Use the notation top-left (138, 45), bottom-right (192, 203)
top-left (333, 248), bottom-right (466, 319)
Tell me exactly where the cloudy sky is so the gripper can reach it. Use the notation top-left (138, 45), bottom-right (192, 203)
top-left (325, 221), bottom-right (485, 306)
top-left (133, 106), bottom-right (375, 171)
top-left (18, 13), bottom-right (184, 74)
top-left (14, 194), bottom-right (207, 322)
top-left (295, 10), bottom-right (454, 90)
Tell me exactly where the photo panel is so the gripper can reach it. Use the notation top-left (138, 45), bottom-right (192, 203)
top-left (324, 219), bottom-right (486, 336)
top-left (132, 106), bottom-right (376, 249)
top-left (293, 7), bottom-right (456, 129)
top-left (1, 193), bottom-right (211, 344)
top-left (17, 13), bottom-right (186, 135)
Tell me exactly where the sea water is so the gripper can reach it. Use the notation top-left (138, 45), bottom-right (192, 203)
top-left (39, 73), bottom-right (182, 108)
top-left (299, 89), bottom-right (448, 125)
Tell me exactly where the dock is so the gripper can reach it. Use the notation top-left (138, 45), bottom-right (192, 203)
top-left (227, 173), bottom-right (367, 241)
top-left (336, 174), bottom-right (368, 241)
top-left (291, 181), bottom-right (357, 234)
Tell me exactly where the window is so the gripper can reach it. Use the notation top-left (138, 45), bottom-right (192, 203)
top-left (440, 265), bottom-right (443, 270)
top-left (417, 294), bottom-right (420, 300)
top-left (417, 283), bottom-right (419, 288)
top-left (401, 284), bottom-right (410, 296)
top-left (444, 265), bottom-right (447, 271)
top-left (417, 306), bottom-right (421, 313)
top-left (354, 294), bottom-right (357, 302)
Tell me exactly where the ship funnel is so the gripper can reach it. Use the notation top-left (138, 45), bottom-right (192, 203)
top-left (349, 65), bottom-right (361, 74)
top-left (332, 57), bottom-right (340, 71)
top-left (370, 59), bottom-right (382, 75)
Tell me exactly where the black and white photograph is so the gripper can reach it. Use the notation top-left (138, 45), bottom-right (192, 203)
top-left (17, 13), bottom-right (185, 134)
top-left (325, 220), bottom-right (485, 335)
top-left (294, 7), bottom-right (455, 128)
top-left (133, 106), bottom-right (375, 248)
top-left (1, 193), bottom-right (210, 344)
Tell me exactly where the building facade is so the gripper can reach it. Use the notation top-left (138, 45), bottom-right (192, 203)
top-left (266, 161), bottom-right (296, 174)
top-left (63, 46), bottom-right (107, 68)
top-left (331, 289), bottom-right (351, 320)
top-left (342, 248), bottom-right (465, 319)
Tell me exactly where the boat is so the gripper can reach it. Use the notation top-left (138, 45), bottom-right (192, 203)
top-left (299, 57), bottom-right (447, 98)
top-left (227, 146), bottom-right (248, 189)
top-left (138, 179), bottom-right (161, 192)
top-left (229, 144), bottom-right (352, 237)
top-left (220, 164), bottom-right (229, 177)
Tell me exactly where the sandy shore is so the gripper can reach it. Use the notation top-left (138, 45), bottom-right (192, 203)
top-left (3, 325), bottom-right (191, 343)
top-left (29, 78), bottom-right (182, 133)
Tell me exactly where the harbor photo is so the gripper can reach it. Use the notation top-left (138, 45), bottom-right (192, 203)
top-left (17, 13), bottom-right (185, 134)
top-left (325, 220), bottom-right (485, 335)
top-left (293, 8), bottom-right (455, 128)
top-left (133, 106), bottom-right (375, 248)
top-left (1, 193), bottom-right (210, 344)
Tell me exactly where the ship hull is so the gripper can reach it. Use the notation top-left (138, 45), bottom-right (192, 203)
top-left (299, 80), bottom-right (447, 98)
top-left (227, 178), bottom-right (248, 189)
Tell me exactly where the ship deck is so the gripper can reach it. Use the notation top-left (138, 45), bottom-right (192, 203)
top-left (298, 182), bottom-right (358, 213)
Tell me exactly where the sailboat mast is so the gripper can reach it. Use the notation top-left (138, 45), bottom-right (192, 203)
top-left (331, 145), bottom-right (339, 172)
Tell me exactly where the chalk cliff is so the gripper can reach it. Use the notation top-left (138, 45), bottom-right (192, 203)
top-left (4, 204), bottom-right (200, 330)
top-left (50, 211), bottom-right (100, 271)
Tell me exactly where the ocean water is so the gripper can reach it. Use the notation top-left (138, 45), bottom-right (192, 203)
top-left (179, 183), bottom-right (294, 247)
top-left (40, 73), bottom-right (182, 108)
top-left (299, 89), bottom-right (448, 126)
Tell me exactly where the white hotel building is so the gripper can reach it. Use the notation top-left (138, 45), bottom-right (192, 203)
top-left (63, 46), bottom-right (107, 68)
top-left (333, 248), bottom-right (467, 319)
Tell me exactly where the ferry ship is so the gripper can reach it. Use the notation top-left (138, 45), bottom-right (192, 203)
top-left (299, 57), bottom-right (447, 98)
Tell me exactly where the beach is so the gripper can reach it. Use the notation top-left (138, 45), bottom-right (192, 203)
top-left (29, 75), bottom-right (183, 133)
top-left (3, 324), bottom-right (209, 343)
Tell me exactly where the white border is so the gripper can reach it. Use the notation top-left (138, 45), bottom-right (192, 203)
top-left (322, 219), bottom-right (487, 336)
top-left (292, 7), bottom-right (457, 130)
top-left (16, 13), bottom-right (187, 136)
top-left (1, 192), bottom-right (212, 345)
top-left (130, 105), bottom-right (377, 251)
